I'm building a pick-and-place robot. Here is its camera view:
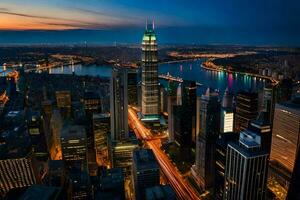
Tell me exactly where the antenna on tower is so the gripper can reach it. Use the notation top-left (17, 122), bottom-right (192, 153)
top-left (152, 19), bottom-right (155, 30)
top-left (146, 19), bottom-right (148, 30)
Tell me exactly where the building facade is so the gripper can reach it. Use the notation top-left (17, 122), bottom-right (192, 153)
top-left (268, 102), bottom-right (300, 198)
top-left (220, 88), bottom-right (234, 134)
top-left (224, 130), bottom-right (269, 200)
top-left (110, 67), bottom-right (128, 141)
top-left (93, 113), bottom-right (110, 167)
top-left (191, 88), bottom-right (220, 190)
top-left (141, 22), bottom-right (160, 121)
top-left (132, 148), bottom-right (160, 200)
top-left (61, 124), bottom-right (87, 166)
top-left (234, 91), bottom-right (258, 133)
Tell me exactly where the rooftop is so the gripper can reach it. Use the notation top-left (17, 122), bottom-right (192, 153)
top-left (0, 125), bottom-right (32, 159)
top-left (61, 124), bottom-right (86, 139)
top-left (99, 168), bottom-right (124, 190)
top-left (228, 141), bottom-right (268, 158)
top-left (145, 185), bottom-right (175, 200)
top-left (19, 185), bottom-right (61, 200)
top-left (239, 129), bottom-right (261, 149)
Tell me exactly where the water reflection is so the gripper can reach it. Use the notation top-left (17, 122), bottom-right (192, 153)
top-left (48, 59), bottom-right (265, 96)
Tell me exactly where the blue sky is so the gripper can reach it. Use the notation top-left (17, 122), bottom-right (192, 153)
top-left (0, 0), bottom-right (299, 45)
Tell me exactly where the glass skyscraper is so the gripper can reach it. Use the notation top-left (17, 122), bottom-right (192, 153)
top-left (141, 22), bottom-right (159, 121)
top-left (110, 67), bottom-right (128, 141)
top-left (224, 130), bottom-right (269, 200)
top-left (191, 88), bottom-right (220, 190)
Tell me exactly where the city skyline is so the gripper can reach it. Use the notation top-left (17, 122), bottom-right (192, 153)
top-left (0, 2), bottom-right (300, 200)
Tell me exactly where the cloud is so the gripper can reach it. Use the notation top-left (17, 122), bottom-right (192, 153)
top-left (0, 7), bottom-right (9, 12)
top-left (0, 9), bottom-right (105, 27)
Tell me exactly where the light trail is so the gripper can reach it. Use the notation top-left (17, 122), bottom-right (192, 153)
top-left (128, 107), bottom-right (201, 200)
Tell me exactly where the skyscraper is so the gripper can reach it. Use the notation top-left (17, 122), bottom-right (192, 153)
top-left (191, 88), bottom-right (220, 190)
top-left (173, 81), bottom-right (197, 158)
top-left (248, 111), bottom-right (272, 153)
top-left (167, 81), bottom-right (178, 142)
top-left (128, 68), bottom-right (139, 106)
top-left (268, 101), bottom-right (300, 198)
top-left (110, 67), bottom-right (128, 141)
top-left (61, 124), bottom-right (87, 166)
top-left (93, 113), bottom-right (110, 167)
top-left (234, 91), bottom-right (258, 133)
top-left (220, 88), bottom-right (234, 134)
top-left (224, 130), bottom-right (269, 200)
top-left (262, 85), bottom-right (276, 124)
top-left (141, 21), bottom-right (160, 121)
top-left (132, 148), bottom-right (160, 200)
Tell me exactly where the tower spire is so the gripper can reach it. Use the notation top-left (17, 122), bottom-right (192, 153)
top-left (146, 19), bottom-right (148, 30)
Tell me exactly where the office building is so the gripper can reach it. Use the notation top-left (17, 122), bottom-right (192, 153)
top-left (286, 145), bottom-right (300, 200)
top-left (276, 78), bottom-right (293, 103)
top-left (141, 21), bottom-right (160, 121)
top-left (110, 67), bottom-right (128, 141)
top-left (224, 130), bottom-right (269, 200)
top-left (268, 101), bottom-right (300, 198)
top-left (111, 139), bottom-right (138, 174)
top-left (61, 124), bottom-right (87, 166)
top-left (220, 88), bottom-right (234, 134)
top-left (234, 91), bottom-right (258, 133)
top-left (215, 132), bottom-right (237, 200)
top-left (167, 81), bottom-right (178, 142)
top-left (248, 111), bottom-right (272, 153)
top-left (132, 148), bottom-right (160, 200)
top-left (67, 166), bottom-right (91, 200)
top-left (128, 68), bottom-right (139, 106)
top-left (93, 113), bottom-right (110, 167)
top-left (47, 160), bottom-right (66, 187)
top-left (83, 91), bottom-right (101, 116)
top-left (173, 81), bottom-right (197, 157)
top-left (55, 90), bottom-right (71, 118)
top-left (191, 88), bottom-right (220, 190)
top-left (95, 168), bottom-right (125, 200)
top-left (55, 90), bottom-right (71, 108)
top-left (263, 85), bottom-right (276, 123)
top-left (27, 111), bottom-right (44, 135)
top-left (160, 86), bottom-right (168, 114)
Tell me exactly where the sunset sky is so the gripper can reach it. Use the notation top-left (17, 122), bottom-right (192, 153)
top-left (0, 0), bottom-right (299, 30)
top-left (0, 0), bottom-right (299, 45)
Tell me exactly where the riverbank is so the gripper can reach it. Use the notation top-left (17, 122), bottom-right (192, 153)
top-left (201, 60), bottom-right (279, 85)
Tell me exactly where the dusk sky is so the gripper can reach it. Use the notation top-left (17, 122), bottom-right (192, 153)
top-left (0, 0), bottom-right (300, 45)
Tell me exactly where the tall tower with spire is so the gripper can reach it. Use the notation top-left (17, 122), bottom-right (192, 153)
top-left (141, 20), bottom-right (160, 121)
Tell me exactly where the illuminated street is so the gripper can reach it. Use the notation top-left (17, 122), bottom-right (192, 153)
top-left (128, 107), bottom-right (201, 200)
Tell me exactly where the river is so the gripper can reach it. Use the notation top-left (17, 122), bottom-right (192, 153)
top-left (3, 59), bottom-right (265, 95)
